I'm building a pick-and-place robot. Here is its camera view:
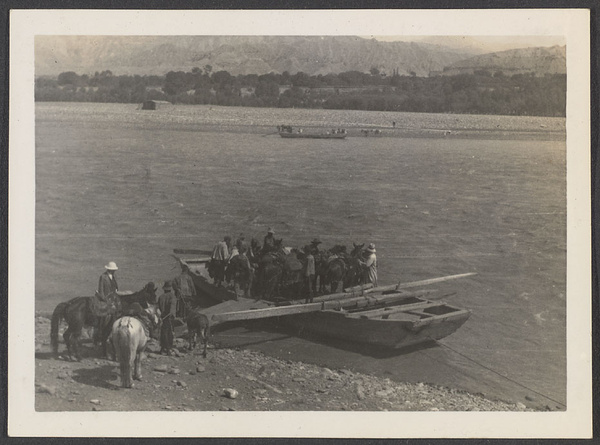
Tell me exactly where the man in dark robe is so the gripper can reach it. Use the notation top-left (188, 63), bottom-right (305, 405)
top-left (173, 263), bottom-right (197, 319)
top-left (262, 228), bottom-right (276, 253)
top-left (158, 281), bottom-right (177, 355)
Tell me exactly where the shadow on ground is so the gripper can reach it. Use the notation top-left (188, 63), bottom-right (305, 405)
top-left (71, 364), bottom-right (120, 390)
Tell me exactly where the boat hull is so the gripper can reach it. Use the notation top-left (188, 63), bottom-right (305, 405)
top-left (282, 307), bottom-right (471, 349)
top-left (176, 255), bottom-right (471, 349)
top-left (279, 132), bottom-right (346, 139)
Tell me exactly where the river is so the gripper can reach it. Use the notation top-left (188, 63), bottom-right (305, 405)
top-left (34, 102), bottom-right (566, 410)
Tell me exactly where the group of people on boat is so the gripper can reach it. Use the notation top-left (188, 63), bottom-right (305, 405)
top-left (361, 128), bottom-right (382, 136)
top-left (278, 125), bottom-right (296, 133)
top-left (277, 125), bottom-right (347, 135)
top-left (208, 228), bottom-right (378, 302)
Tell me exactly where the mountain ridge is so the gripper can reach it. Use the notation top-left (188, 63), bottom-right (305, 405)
top-left (35, 36), bottom-right (566, 78)
top-left (441, 45), bottom-right (566, 76)
top-left (35, 36), bottom-right (476, 77)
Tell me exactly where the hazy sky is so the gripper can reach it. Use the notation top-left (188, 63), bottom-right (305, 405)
top-left (369, 35), bottom-right (566, 53)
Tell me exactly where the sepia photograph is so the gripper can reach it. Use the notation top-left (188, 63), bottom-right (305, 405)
top-left (8, 8), bottom-right (592, 438)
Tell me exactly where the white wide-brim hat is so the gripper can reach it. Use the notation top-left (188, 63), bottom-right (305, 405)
top-left (105, 261), bottom-right (118, 271)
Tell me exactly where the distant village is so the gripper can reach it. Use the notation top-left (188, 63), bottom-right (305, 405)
top-left (35, 67), bottom-right (566, 117)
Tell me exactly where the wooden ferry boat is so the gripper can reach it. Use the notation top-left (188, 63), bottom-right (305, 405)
top-left (279, 132), bottom-right (346, 139)
top-left (172, 252), bottom-right (472, 349)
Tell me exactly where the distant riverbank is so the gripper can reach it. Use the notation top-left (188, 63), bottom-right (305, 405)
top-left (36, 102), bottom-right (565, 141)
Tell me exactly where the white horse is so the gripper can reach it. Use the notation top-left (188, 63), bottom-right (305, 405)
top-left (111, 305), bottom-right (160, 388)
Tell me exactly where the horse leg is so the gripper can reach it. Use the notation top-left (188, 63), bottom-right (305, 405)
top-left (70, 329), bottom-right (83, 361)
top-left (64, 323), bottom-right (83, 361)
top-left (109, 336), bottom-right (116, 362)
top-left (202, 322), bottom-right (210, 358)
top-left (118, 333), bottom-right (134, 388)
top-left (202, 329), bottom-right (208, 358)
top-left (188, 327), bottom-right (196, 351)
top-left (133, 346), bottom-right (144, 381)
top-left (63, 328), bottom-right (72, 359)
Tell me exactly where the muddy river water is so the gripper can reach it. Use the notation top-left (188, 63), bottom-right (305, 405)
top-left (34, 103), bottom-right (566, 409)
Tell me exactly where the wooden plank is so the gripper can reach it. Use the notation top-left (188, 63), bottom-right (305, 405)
top-left (211, 301), bottom-right (326, 323)
top-left (181, 257), bottom-right (212, 264)
top-left (290, 288), bottom-right (436, 306)
top-left (349, 301), bottom-right (443, 319)
top-left (210, 290), bottom-right (436, 324)
top-left (174, 248), bottom-right (214, 256)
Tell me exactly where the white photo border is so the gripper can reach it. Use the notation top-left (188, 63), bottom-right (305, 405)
top-left (8, 8), bottom-right (592, 438)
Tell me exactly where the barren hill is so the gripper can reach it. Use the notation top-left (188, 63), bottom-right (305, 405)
top-left (35, 35), bottom-right (476, 77)
top-left (440, 45), bottom-right (566, 76)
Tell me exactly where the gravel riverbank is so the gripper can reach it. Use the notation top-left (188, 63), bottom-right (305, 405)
top-left (35, 316), bottom-right (532, 412)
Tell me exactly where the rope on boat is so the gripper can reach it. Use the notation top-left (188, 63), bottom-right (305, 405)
top-left (433, 339), bottom-right (566, 408)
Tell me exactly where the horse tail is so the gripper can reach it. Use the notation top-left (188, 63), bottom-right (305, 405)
top-left (50, 302), bottom-right (68, 354)
top-left (115, 320), bottom-right (134, 388)
top-left (202, 315), bottom-right (211, 357)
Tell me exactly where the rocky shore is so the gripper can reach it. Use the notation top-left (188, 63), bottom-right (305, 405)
top-left (35, 316), bottom-right (531, 412)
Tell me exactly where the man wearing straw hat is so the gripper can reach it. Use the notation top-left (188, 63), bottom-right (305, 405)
top-left (362, 243), bottom-right (378, 287)
top-left (97, 261), bottom-right (119, 302)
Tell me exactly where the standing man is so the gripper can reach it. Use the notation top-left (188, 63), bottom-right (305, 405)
top-left (310, 238), bottom-right (322, 255)
top-left (304, 245), bottom-right (316, 303)
top-left (235, 233), bottom-right (247, 253)
top-left (92, 261), bottom-right (119, 345)
top-left (263, 228), bottom-right (276, 253)
top-left (362, 243), bottom-right (378, 287)
top-left (172, 263), bottom-right (197, 319)
top-left (97, 261), bottom-right (119, 307)
top-left (158, 280), bottom-right (177, 356)
top-left (211, 235), bottom-right (231, 287)
top-left (234, 246), bottom-right (254, 299)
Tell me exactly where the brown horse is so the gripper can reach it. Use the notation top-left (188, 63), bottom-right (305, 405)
top-left (186, 308), bottom-right (211, 358)
top-left (279, 248), bottom-right (304, 300)
top-left (50, 282), bottom-right (157, 361)
top-left (316, 245), bottom-right (348, 294)
top-left (342, 243), bottom-right (366, 289)
top-left (254, 239), bottom-right (294, 300)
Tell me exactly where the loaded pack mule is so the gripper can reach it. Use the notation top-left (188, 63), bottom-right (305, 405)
top-left (111, 305), bottom-right (160, 388)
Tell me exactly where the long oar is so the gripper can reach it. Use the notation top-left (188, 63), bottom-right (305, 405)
top-left (365, 272), bottom-right (478, 294)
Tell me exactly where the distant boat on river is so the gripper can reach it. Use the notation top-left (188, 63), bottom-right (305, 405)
top-left (277, 126), bottom-right (347, 139)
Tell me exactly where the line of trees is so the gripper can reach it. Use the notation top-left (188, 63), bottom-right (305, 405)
top-left (35, 67), bottom-right (566, 117)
